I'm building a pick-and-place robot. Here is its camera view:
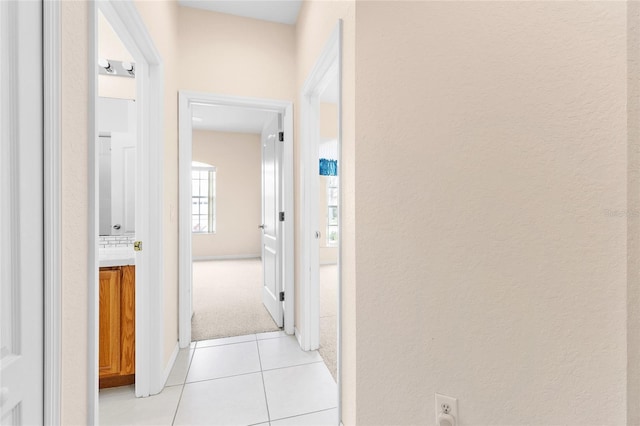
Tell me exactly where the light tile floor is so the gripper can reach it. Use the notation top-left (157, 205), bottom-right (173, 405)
top-left (100, 332), bottom-right (338, 426)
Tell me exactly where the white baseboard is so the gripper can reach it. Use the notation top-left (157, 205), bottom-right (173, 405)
top-left (294, 327), bottom-right (303, 348)
top-left (193, 254), bottom-right (260, 261)
top-left (161, 342), bottom-right (180, 388)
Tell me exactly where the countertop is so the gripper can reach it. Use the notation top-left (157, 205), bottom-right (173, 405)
top-left (99, 247), bottom-right (135, 267)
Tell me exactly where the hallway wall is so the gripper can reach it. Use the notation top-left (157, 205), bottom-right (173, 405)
top-left (177, 7), bottom-right (295, 100)
top-left (354, 2), bottom-right (629, 424)
top-left (60, 2), bottom-right (90, 423)
top-left (295, 1), bottom-right (356, 423)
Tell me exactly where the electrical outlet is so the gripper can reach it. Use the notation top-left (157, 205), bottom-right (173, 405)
top-left (435, 393), bottom-right (458, 424)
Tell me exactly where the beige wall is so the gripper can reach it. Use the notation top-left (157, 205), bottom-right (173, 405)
top-left (627, 4), bottom-right (640, 423)
top-left (134, 0), bottom-right (180, 368)
top-left (177, 7), bottom-right (295, 100)
top-left (295, 2), bottom-right (356, 423)
top-left (355, 2), bottom-right (628, 424)
top-left (97, 11), bottom-right (136, 100)
top-left (61, 2), bottom-right (90, 423)
top-left (58, 2), bottom-right (639, 425)
top-left (192, 131), bottom-right (262, 258)
top-left (320, 102), bottom-right (338, 140)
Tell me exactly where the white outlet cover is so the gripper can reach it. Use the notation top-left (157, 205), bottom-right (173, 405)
top-left (435, 393), bottom-right (458, 424)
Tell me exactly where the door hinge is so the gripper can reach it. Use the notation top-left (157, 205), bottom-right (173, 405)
top-left (279, 131), bottom-right (284, 142)
top-left (279, 212), bottom-right (285, 222)
top-left (279, 291), bottom-right (285, 302)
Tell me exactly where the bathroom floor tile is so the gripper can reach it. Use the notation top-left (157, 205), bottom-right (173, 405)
top-left (263, 362), bottom-right (337, 421)
top-left (166, 346), bottom-right (195, 387)
top-left (99, 385), bottom-right (181, 426)
top-left (174, 373), bottom-right (269, 426)
top-left (187, 341), bottom-right (261, 383)
top-left (271, 408), bottom-right (338, 426)
top-left (258, 335), bottom-right (322, 370)
top-left (197, 334), bottom-right (256, 349)
top-left (256, 330), bottom-right (287, 340)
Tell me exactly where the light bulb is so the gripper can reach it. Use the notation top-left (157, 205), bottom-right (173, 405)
top-left (98, 58), bottom-right (111, 70)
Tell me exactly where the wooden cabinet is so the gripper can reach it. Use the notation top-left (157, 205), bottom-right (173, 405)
top-left (99, 265), bottom-right (135, 389)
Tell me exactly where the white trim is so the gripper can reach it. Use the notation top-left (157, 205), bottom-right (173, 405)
top-left (161, 342), bottom-right (180, 387)
top-left (179, 91), bottom-right (295, 347)
top-left (43, 0), bottom-right (61, 423)
top-left (300, 22), bottom-right (342, 351)
top-left (294, 327), bottom-right (303, 348)
top-left (91, 1), bottom-right (165, 412)
top-left (193, 255), bottom-right (261, 261)
top-left (300, 20), bottom-right (343, 423)
top-left (88, 3), bottom-right (99, 423)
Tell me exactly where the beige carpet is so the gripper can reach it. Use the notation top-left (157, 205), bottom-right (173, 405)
top-left (192, 259), bottom-right (338, 380)
top-left (191, 259), bottom-right (280, 341)
top-left (320, 264), bottom-right (338, 381)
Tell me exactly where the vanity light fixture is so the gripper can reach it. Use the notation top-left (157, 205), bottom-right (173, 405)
top-left (97, 58), bottom-right (135, 78)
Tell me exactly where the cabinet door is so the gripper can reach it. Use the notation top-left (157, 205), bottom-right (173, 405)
top-left (99, 268), bottom-right (121, 376)
top-left (120, 265), bottom-right (135, 375)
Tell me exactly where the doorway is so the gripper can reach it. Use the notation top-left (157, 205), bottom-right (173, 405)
top-left (178, 92), bottom-right (294, 347)
top-left (300, 19), bottom-right (343, 420)
top-left (91, 1), bottom-right (165, 421)
top-left (188, 104), bottom-right (282, 341)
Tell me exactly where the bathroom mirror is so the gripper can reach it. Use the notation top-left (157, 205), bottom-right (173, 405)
top-left (98, 97), bottom-right (136, 236)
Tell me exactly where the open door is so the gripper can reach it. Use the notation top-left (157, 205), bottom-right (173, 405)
top-left (261, 114), bottom-right (284, 327)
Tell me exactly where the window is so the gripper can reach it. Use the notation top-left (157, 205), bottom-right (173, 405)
top-left (192, 161), bottom-right (216, 233)
top-left (327, 176), bottom-right (338, 246)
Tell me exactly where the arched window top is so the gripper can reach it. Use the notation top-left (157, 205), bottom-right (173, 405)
top-left (192, 161), bottom-right (216, 171)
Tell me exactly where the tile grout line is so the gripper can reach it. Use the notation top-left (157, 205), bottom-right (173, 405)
top-left (262, 360), bottom-right (326, 373)
top-left (171, 345), bottom-right (197, 425)
top-left (194, 332), bottom-right (286, 350)
top-left (183, 369), bottom-right (263, 386)
top-left (269, 407), bottom-right (338, 424)
top-left (255, 338), bottom-right (272, 424)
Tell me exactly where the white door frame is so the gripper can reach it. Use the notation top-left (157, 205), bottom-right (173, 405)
top-left (299, 21), bottom-right (342, 353)
top-left (2, 1), bottom-right (44, 422)
top-left (44, 0), bottom-right (62, 423)
top-left (178, 91), bottom-right (294, 347)
top-left (89, 1), bottom-right (165, 420)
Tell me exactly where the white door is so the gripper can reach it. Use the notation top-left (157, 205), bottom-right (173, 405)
top-left (0, 0), bottom-right (44, 423)
top-left (111, 132), bottom-right (136, 235)
top-left (261, 114), bottom-right (284, 327)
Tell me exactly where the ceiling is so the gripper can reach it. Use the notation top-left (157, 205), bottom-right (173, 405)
top-left (178, 0), bottom-right (303, 25)
top-left (192, 104), bottom-right (276, 134)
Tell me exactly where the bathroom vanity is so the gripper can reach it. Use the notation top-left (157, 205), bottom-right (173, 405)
top-left (99, 261), bottom-right (135, 389)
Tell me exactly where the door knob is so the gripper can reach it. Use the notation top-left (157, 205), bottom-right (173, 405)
top-left (258, 224), bottom-right (265, 229)
top-left (134, 241), bottom-right (142, 251)
top-left (315, 231), bottom-right (321, 239)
